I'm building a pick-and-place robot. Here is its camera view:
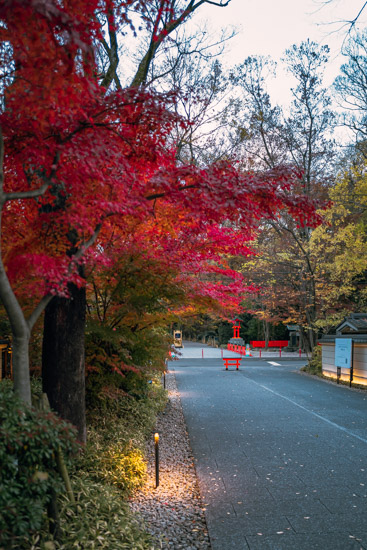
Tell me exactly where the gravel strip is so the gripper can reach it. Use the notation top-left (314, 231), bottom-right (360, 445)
top-left (129, 369), bottom-right (211, 550)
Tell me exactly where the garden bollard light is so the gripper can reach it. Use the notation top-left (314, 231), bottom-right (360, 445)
top-left (154, 433), bottom-right (159, 488)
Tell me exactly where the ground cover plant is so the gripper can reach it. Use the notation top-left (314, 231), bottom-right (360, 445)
top-left (0, 381), bottom-right (79, 549)
top-left (82, 374), bottom-right (167, 497)
top-left (302, 346), bottom-right (322, 376)
top-left (0, 376), bottom-right (167, 549)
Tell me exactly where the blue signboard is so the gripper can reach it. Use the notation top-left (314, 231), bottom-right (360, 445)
top-left (335, 338), bottom-right (352, 369)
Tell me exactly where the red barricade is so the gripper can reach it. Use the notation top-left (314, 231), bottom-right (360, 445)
top-left (250, 340), bottom-right (289, 348)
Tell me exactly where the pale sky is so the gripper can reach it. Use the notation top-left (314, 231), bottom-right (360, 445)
top-left (195, 0), bottom-right (367, 106)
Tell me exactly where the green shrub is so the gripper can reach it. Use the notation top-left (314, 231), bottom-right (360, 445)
top-left (87, 375), bottom-right (167, 438)
top-left (80, 377), bottom-right (167, 495)
top-left (29, 477), bottom-right (153, 549)
top-left (98, 445), bottom-right (147, 492)
top-left (85, 315), bottom-right (170, 407)
top-left (0, 357), bottom-right (167, 549)
top-left (0, 381), bottom-right (79, 549)
top-left (303, 345), bottom-right (322, 375)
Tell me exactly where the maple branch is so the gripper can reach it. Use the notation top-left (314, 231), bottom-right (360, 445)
top-left (3, 184), bottom-right (50, 203)
top-left (145, 183), bottom-right (199, 201)
top-left (72, 223), bottom-right (103, 264)
top-left (1, 149), bottom-right (61, 205)
top-left (0, 128), bottom-right (49, 338)
top-left (92, 280), bottom-right (103, 323)
top-left (27, 294), bottom-right (54, 332)
top-left (0, 134), bottom-right (28, 398)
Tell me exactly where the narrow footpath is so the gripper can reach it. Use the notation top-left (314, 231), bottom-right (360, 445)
top-left (173, 342), bottom-right (367, 550)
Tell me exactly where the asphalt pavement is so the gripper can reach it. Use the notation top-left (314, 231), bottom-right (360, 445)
top-left (170, 342), bottom-right (367, 550)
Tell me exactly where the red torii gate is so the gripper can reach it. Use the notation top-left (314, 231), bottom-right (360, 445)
top-left (232, 319), bottom-right (241, 339)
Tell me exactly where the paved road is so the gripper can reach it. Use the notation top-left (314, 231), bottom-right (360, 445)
top-left (171, 342), bottom-right (367, 550)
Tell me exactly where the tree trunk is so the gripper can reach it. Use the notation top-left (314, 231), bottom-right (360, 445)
top-left (299, 325), bottom-right (316, 356)
top-left (12, 334), bottom-right (31, 404)
top-left (42, 282), bottom-right (87, 444)
top-left (263, 320), bottom-right (270, 348)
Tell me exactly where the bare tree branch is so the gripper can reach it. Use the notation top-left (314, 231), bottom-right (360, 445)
top-left (131, 0), bottom-right (233, 87)
top-left (100, 10), bottom-right (122, 90)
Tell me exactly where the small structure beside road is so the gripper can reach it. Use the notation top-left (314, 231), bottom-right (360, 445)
top-left (319, 313), bottom-right (367, 386)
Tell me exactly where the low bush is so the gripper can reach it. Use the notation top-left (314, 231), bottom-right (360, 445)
top-left (80, 375), bottom-right (167, 496)
top-left (0, 381), bottom-right (79, 549)
top-left (0, 373), bottom-right (167, 549)
top-left (302, 345), bottom-right (322, 376)
top-left (29, 477), bottom-right (153, 549)
top-left (87, 374), bottom-right (167, 439)
top-left (96, 445), bottom-right (147, 493)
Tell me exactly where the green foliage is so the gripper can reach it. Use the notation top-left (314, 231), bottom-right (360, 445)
top-left (215, 315), bottom-right (288, 345)
top-left (0, 381), bottom-right (79, 549)
top-left (217, 321), bottom-right (233, 344)
top-left (303, 345), bottom-right (322, 376)
top-left (81, 377), bottom-right (167, 497)
top-left (309, 159), bottom-right (367, 329)
top-left (29, 477), bottom-right (153, 549)
top-left (0, 344), bottom-right (166, 549)
top-left (0, 313), bottom-right (11, 340)
top-left (120, 370), bottom-right (149, 399)
top-left (85, 317), bottom-right (169, 407)
top-left (85, 251), bottom-right (181, 408)
top-left (129, 327), bottom-right (169, 375)
top-left (11, 377), bottom-right (166, 549)
top-left (98, 446), bottom-right (147, 492)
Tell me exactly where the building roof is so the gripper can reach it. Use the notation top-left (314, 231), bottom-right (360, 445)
top-left (320, 335), bottom-right (367, 344)
top-left (336, 313), bottom-right (367, 334)
top-left (319, 313), bottom-right (367, 343)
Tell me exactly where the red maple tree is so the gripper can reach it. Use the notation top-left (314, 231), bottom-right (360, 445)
top-left (0, 1), bottom-right (320, 440)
